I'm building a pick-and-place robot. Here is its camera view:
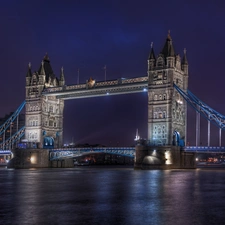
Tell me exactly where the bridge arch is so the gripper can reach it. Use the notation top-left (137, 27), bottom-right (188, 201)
top-left (172, 130), bottom-right (180, 146)
top-left (43, 136), bottom-right (54, 149)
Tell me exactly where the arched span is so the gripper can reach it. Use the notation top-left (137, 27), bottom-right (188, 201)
top-left (43, 136), bottom-right (54, 149)
top-left (172, 130), bottom-right (180, 146)
top-left (49, 147), bottom-right (135, 160)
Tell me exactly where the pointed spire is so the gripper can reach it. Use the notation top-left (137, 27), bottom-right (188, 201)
top-left (59, 66), bottom-right (65, 87)
top-left (60, 66), bottom-right (65, 81)
top-left (43, 52), bottom-right (50, 62)
top-left (39, 60), bottom-right (46, 75)
top-left (148, 42), bottom-right (156, 60)
top-left (161, 30), bottom-right (175, 57)
top-left (182, 48), bottom-right (188, 65)
top-left (26, 62), bottom-right (32, 77)
top-left (167, 30), bottom-right (172, 41)
top-left (38, 53), bottom-right (54, 83)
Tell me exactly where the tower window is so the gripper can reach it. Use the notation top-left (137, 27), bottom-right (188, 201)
top-left (157, 58), bottom-right (163, 67)
top-left (163, 71), bottom-right (167, 80)
top-left (49, 106), bottom-right (53, 113)
top-left (163, 94), bottom-right (166, 100)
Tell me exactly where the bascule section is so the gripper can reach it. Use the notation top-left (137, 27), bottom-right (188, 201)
top-left (25, 54), bottom-right (64, 149)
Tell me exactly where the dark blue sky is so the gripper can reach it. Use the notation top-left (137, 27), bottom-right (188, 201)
top-left (1, 0), bottom-right (225, 146)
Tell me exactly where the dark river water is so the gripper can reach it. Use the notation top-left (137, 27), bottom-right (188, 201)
top-left (1, 166), bottom-right (225, 225)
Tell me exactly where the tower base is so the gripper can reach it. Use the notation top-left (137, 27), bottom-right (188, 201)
top-left (134, 145), bottom-right (196, 170)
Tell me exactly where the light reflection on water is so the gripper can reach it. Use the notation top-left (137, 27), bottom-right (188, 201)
top-left (0, 167), bottom-right (225, 225)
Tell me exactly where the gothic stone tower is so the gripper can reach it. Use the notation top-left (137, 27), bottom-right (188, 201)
top-left (25, 54), bottom-right (65, 148)
top-left (147, 32), bottom-right (188, 146)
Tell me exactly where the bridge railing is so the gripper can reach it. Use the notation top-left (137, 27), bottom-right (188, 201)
top-left (49, 147), bottom-right (135, 160)
top-left (184, 146), bottom-right (225, 152)
top-left (0, 150), bottom-right (12, 155)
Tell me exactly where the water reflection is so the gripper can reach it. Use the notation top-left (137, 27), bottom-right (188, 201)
top-left (0, 167), bottom-right (225, 225)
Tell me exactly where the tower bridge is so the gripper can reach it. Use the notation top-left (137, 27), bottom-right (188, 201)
top-left (2, 32), bottom-right (225, 169)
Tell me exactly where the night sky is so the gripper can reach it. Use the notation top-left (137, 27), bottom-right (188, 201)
top-left (1, 0), bottom-right (225, 146)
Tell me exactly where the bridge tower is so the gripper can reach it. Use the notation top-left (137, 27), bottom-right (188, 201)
top-left (25, 54), bottom-right (65, 148)
top-left (147, 32), bottom-right (188, 146)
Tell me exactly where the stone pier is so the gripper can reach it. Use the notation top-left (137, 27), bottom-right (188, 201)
top-left (134, 145), bottom-right (196, 170)
top-left (7, 149), bottom-right (74, 169)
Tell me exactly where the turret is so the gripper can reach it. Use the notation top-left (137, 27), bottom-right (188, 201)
top-left (26, 62), bottom-right (32, 86)
top-left (38, 60), bottom-right (46, 85)
top-left (148, 42), bottom-right (156, 71)
top-left (59, 67), bottom-right (65, 86)
top-left (160, 31), bottom-right (176, 67)
top-left (181, 48), bottom-right (188, 75)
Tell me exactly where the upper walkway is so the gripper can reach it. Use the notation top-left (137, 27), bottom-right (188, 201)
top-left (42, 76), bottom-right (148, 99)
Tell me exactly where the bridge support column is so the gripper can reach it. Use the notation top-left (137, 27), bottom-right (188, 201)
top-left (219, 128), bottom-right (222, 147)
top-left (196, 109), bottom-right (200, 146)
top-left (208, 120), bottom-right (210, 147)
top-left (3, 131), bottom-right (5, 150)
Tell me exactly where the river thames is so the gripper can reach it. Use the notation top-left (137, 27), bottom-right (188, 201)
top-left (0, 166), bottom-right (225, 225)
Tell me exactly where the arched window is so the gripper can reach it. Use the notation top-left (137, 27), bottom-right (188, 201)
top-left (157, 57), bottom-right (163, 67)
top-left (159, 95), bottom-right (162, 100)
top-left (163, 94), bottom-right (166, 100)
top-left (154, 95), bottom-right (157, 100)
top-left (49, 121), bottom-right (53, 127)
top-left (163, 71), bottom-right (167, 80)
top-left (49, 106), bottom-right (53, 113)
top-left (158, 112), bottom-right (163, 118)
top-left (163, 111), bottom-right (166, 118)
